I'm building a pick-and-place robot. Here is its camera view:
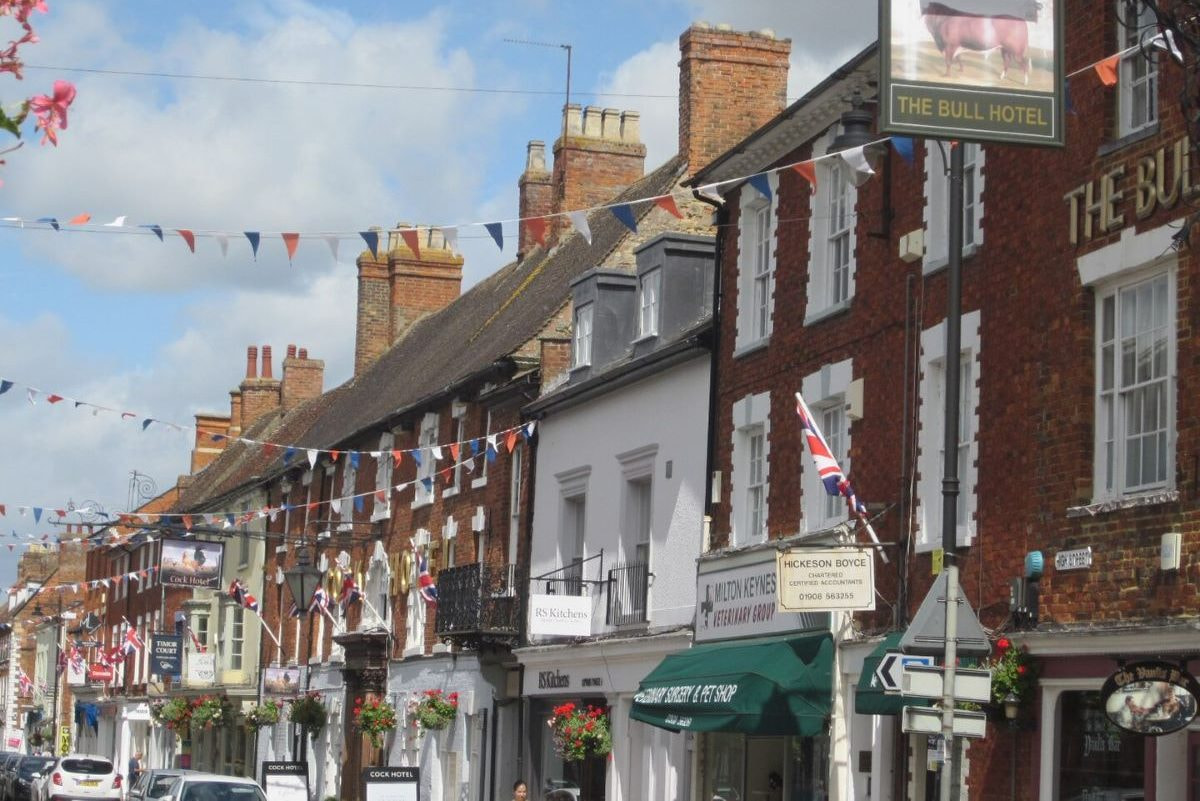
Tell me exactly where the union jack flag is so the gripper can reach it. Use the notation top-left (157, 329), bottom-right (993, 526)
top-left (795, 391), bottom-right (865, 516)
top-left (229, 578), bottom-right (260, 613)
top-left (309, 586), bottom-right (329, 616)
top-left (417, 550), bottom-right (437, 606)
top-left (16, 668), bottom-right (31, 696)
top-left (122, 624), bottom-right (144, 656)
top-left (338, 575), bottom-right (361, 613)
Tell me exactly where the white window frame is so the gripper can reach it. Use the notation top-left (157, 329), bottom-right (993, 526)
top-left (444, 401), bottom-right (468, 498)
top-left (806, 128), bottom-right (858, 323)
top-left (1094, 268), bottom-right (1175, 500)
top-left (230, 605), bottom-right (245, 671)
top-left (734, 172), bottom-right (780, 352)
top-left (923, 142), bottom-right (985, 272)
top-left (915, 310), bottom-right (981, 551)
top-left (1118, 0), bottom-right (1159, 138)
top-left (638, 267), bottom-right (662, 338)
top-left (473, 408), bottom-right (492, 488)
top-left (443, 515), bottom-right (458, 569)
top-left (338, 457), bottom-right (357, 531)
top-left (371, 431), bottom-right (394, 521)
top-left (413, 412), bottom-right (439, 508)
top-left (555, 467), bottom-right (591, 572)
top-left (508, 444), bottom-right (522, 569)
top-left (573, 303), bottom-right (594, 368)
top-left (731, 391), bottom-right (771, 547)
top-left (800, 358), bottom-right (855, 533)
top-left (404, 529), bottom-right (431, 657)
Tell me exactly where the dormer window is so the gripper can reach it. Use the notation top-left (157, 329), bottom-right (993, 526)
top-left (573, 303), bottom-right (594, 367)
top-left (638, 268), bottom-right (661, 338)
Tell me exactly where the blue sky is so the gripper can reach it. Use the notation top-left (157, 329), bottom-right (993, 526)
top-left (0, 0), bottom-right (875, 590)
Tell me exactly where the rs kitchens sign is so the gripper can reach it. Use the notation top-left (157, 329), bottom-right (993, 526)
top-left (523, 668), bottom-right (607, 697)
top-left (696, 548), bottom-right (828, 643)
top-left (528, 593), bottom-right (592, 637)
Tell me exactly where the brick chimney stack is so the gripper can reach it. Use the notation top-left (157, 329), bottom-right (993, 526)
top-left (239, 344), bottom-right (282, 429)
top-left (190, 412), bottom-right (233, 474)
top-left (551, 104), bottom-right (645, 226)
top-left (678, 23), bottom-right (791, 177)
top-left (355, 226), bottom-right (465, 376)
top-left (228, 391), bottom-right (243, 438)
top-left (281, 343), bottom-right (325, 412)
top-left (518, 140), bottom-right (553, 259)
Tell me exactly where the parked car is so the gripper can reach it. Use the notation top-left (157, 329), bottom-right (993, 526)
top-left (31, 755), bottom-right (122, 801)
top-left (9, 757), bottom-right (55, 801)
top-left (128, 770), bottom-right (193, 801)
top-left (159, 774), bottom-right (265, 801)
top-left (0, 753), bottom-right (21, 801)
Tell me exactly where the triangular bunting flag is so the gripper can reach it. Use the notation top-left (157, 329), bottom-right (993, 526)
top-left (37, 217), bottom-right (60, 231)
top-left (421, 477), bottom-right (433, 493)
top-left (46, 394), bottom-right (62, 404)
top-left (891, 136), bottom-right (915, 165)
top-left (349, 452), bottom-right (360, 470)
top-left (485, 222), bottom-right (504, 251)
top-left (524, 420), bottom-right (537, 438)
top-left (449, 442), bottom-right (460, 462)
top-left (142, 418), bottom-right (153, 431)
top-left (32, 508), bottom-right (41, 524)
top-left (441, 227), bottom-right (458, 253)
top-left (245, 231), bottom-right (261, 259)
top-left (654, 195), bottom-right (684, 219)
top-left (506, 430), bottom-right (518, 453)
top-left (439, 466), bottom-right (452, 483)
top-left (411, 449), bottom-right (423, 468)
top-left (215, 233), bottom-right (229, 258)
top-left (330, 498), bottom-right (341, 514)
top-left (792, 162), bottom-right (817, 193)
top-left (282, 233), bottom-right (300, 262)
top-left (839, 146), bottom-right (876, 187)
top-left (360, 230), bottom-right (380, 259)
top-left (140, 224), bottom-right (163, 241)
top-left (68, 213), bottom-right (90, 225)
top-left (0, 380), bottom-right (10, 394)
top-left (391, 449), bottom-right (403, 468)
top-left (103, 216), bottom-right (127, 227)
top-left (175, 229), bottom-right (196, 253)
top-left (748, 173), bottom-right (773, 201)
top-left (399, 228), bottom-right (421, 259)
top-left (354, 495), bottom-right (364, 513)
top-left (329, 450), bottom-right (340, 462)
top-left (284, 447), bottom-right (296, 463)
top-left (525, 217), bottom-right (548, 248)
top-left (1095, 54), bottom-right (1119, 87)
top-left (610, 203), bottom-right (638, 233)
top-left (308, 449), bottom-right (318, 469)
top-left (430, 445), bottom-right (443, 461)
top-left (567, 210), bottom-right (592, 244)
top-left (325, 236), bottom-right (340, 261)
top-left (375, 489), bottom-right (386, 504)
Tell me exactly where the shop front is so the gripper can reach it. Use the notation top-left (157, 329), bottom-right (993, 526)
top-left (518, 630), bottom-right (692, 801)
top-left (631, 548), bottom-right (834, 801)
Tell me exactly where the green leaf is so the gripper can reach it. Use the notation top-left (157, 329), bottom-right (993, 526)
top-left (0, 108), bottom-right (21, 139)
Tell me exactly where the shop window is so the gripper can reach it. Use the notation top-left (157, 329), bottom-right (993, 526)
top-left (701, 732), bottom-right (828, 801)
top-left (1058, 690), bottom-right (1145, 801)
top-left (704, 732), bottom-right (745, 801)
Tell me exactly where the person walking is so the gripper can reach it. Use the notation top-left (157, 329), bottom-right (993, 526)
top-left (127, 751), bottom-right (143, 786)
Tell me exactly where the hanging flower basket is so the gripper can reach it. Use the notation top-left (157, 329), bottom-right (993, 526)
top-left (353, 697), bottom-right (398, 748)
top-left (986, 637), bottom-right (1039, 707)
top-left (152, 698), bottom-right (193, 732)
top-left (288, 692), bottom-right (328, 736)
top-left (548, 702), bottom-right (612, 762)
top-left (408, 689), bottom-right (458, 732)
top-left (190, 695), bottom-right (234, 730)
top-left (245, 699), bottom-right (283, 730)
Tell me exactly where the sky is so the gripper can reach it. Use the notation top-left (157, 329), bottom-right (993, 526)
top-left (0, 0), bottom-right (875, 589)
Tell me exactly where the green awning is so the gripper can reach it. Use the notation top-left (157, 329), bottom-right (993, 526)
top-left (855, 632), bottom-right (907, 716)
top-left (630, 632), bottom-right (832, 736)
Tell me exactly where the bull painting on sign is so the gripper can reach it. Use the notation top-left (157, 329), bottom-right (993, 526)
top-left (879, 0), bottom-right (1064, 146)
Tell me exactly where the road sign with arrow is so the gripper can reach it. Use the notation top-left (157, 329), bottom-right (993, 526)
top-left (874, 650), bottom-right (935, 693)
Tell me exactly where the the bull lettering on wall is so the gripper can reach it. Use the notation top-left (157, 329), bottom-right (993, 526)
top-left (1063, 136), bottom-right (1200, 245)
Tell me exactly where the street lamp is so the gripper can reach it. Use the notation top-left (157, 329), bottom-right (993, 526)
top-left (829, 90), bottom-right (876, 153)
top-left (283, 545), bottom-right (324, 764)
top-left (1005, 691), bottom-right (1020, 801)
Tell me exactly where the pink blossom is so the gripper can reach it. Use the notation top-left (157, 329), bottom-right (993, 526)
top-left (28, 79), bottom-right (74, 144)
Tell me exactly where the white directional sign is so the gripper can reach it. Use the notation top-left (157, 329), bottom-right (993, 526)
top-left (902, 706), bottom-right (988, 739)
top-left (874, 651), bottom-right (935, 693)
top-left (902, 665), bottom-right (993, 704)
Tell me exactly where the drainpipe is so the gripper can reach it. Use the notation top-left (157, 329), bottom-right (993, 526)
top-left (692, 189), bottom-right (725, 518)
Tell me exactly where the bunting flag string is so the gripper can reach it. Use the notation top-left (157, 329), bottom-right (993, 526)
top-left (0, 420), bottom-right (538, 539)
top-left (0, 373), bottom-right (536, 465)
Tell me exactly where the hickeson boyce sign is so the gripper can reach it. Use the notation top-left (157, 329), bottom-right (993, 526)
top-left (879, 0), bottom-right (1064, 146)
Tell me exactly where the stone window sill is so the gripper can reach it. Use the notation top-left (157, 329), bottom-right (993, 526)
top-left (1066, 489), bottom-right (1179, 518)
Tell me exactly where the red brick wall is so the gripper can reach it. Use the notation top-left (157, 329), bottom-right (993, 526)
top-left (519, 141), bottom-right (553, 258)
top-left (355, 256), bottom-right (392, 375)
top-left (191, 413), bottom-right (232, 474)
top-left (281, 348), bottom-right (325, 413)
top-left (678, 24), bottom-right (791, 177)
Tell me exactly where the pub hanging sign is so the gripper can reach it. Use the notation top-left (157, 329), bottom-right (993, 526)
top-left (1101, 660), bottom-right (1200, 736)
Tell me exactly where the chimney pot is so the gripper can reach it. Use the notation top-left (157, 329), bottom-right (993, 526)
top-left (583, 106), bottom-right (603, 138)
top-left (526, 140), bottom-right (547, 173)
top-left (262, 345), bottom-right (274, 379)
top-left (601, 108), bottom-right (622, 140)
top-left (245, 346), bottom-right (258, 379)
top-left (287, 344), bottom-right (297, 358)
top-left (564, 104), bottom-right (582, 135)
top-left (620, 111), bottom-right (641, 144)
top-left (759, 28), bottom-right (776, 39)
top-left (299, 348), bottom-right (308, 359)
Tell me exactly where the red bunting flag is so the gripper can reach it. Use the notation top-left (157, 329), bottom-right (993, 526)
top-left (654, 195), bottom-right (684, 219)
top-left (282, 232), bottom-right (300, 262)
top-left (307, 502), bottom-right (318, 514)
top-left (46, 394), bottom-right (63, 404)
top-left (439, 467), bottom-right (453, 483)
top-left (175, 229), bottom-right (196, 252)
top-left (1095, 54), bottom-right (1119, 86)
top-left (400, 229), bottom-right (421, 260)
top-left (449, 442), bottom-right (460, 462)
top-left (121, 412), bottom-right (135, 420)
top-left (792, 162), bottom-right (818, 193)
top-left (329, 450), bottom-right (340, 462)
top-left (391, 449), bottom-right (403, 468)
top-left (68, 213), bottom-right (91, 225)
top-left (0, 505), bottom-right (5, 516)
top-left (55, 509), bottom-right (65, 519)
top-left (375, 489), bottom-right (386, 504)
top-left (506, 430), bottom-right (518, 453)
top-left (524, 217), bottom-right (548, 247)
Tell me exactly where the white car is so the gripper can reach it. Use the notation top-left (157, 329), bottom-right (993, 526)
top-left (160, 774), bottom-right (266, 801)
top-left (31, 755), bottom-right (122, 801)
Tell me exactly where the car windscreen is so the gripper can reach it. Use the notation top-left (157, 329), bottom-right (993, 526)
top-left (60, 758), bottom-right (113, 775)
top-left (149, 775), bottom-right (182, 798)
top-left (18, 759), bottom-right (55, 779)
top-left (181, 782), bottom-right (266, 801)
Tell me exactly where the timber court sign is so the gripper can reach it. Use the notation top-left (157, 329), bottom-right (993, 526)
top-left (879, 0), bottom-right (1064, 146)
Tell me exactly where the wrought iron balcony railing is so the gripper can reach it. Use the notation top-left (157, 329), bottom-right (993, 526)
top-left (434, 562), bottom-right (525, 646)
top-left (606, 561), bottom-right (650, 626)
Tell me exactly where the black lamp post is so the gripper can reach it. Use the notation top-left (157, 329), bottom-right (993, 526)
top-left (829, 90), bottom-right (877, 153)
top-left (1005, 691), bottom-right (1020, 801)
top-left (283, 546), bottom-right (324, 764)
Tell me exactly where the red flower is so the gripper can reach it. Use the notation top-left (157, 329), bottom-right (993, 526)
top-left (1017, 665), bottom-right (1027, 674)
top-left (997, 638), bottom-right (1010, 651)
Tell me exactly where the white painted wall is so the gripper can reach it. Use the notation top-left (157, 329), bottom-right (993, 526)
top-left (529, 355), bottom-right (710, 637)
